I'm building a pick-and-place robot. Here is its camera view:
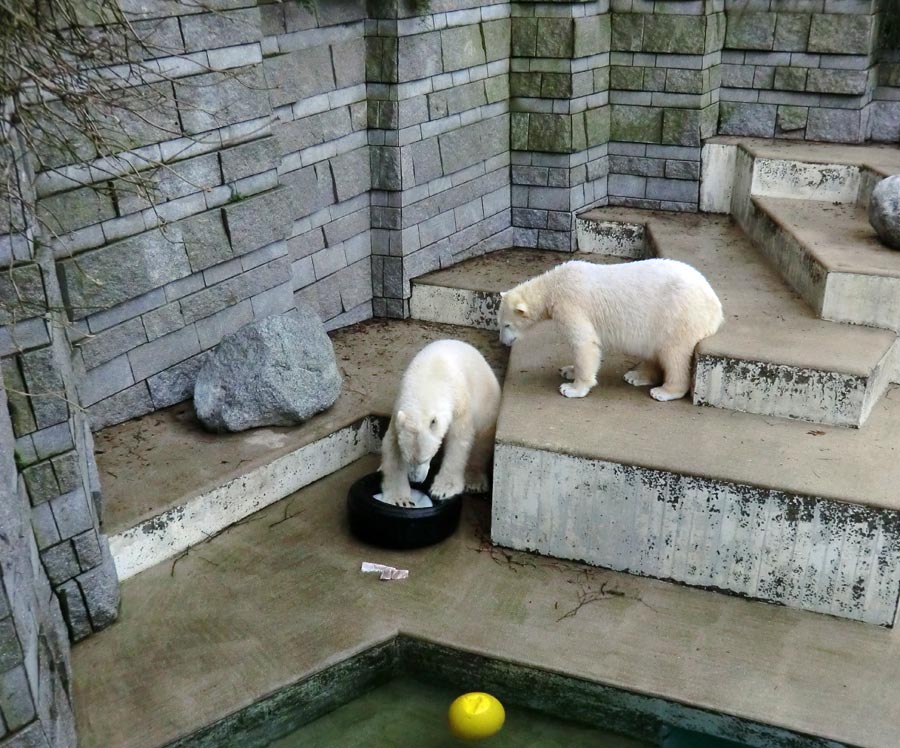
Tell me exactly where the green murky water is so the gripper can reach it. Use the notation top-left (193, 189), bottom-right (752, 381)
top-left (267, 677), bottom-right (651, 747)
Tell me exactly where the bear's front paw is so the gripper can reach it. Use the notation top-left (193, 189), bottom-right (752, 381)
top-left (559, 365), bottom-right (575, 381)
top-left (430, 475), bottom-right (465, 500)
top-left (559, 382), bottom-right (590, 398)
top-left (382, 489), bottom-right (414, 507)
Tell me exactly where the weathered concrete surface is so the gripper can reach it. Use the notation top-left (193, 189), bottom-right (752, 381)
top-left (73, 458), bottom-right (900, 748)
top-left (410, 249), bottom-right (620, 331)
top-left (96, 320), bottom-right (507, 573)
top-left (708, 137), bottom-right (900, 179)
top-left (743, 197), bottom-right (900, 333)
top-left (492, 322), bottom-right (900, 624)
top-left (585, 208), bottom-right (897, 426)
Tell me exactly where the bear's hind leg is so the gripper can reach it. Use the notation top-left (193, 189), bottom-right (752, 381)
top-left (650, 345), bottom-right (693, 402)
top-left (465, 426), bottom-right (495, 494)
top-left (430, 414), bottom-right (474, 500)
top-left (624, 360), bottom-right (662, 387)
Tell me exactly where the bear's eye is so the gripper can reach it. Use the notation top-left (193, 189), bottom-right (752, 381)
top-left (430, 417), bottom-right (438, 429)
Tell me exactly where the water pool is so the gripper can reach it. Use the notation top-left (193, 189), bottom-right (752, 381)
top-left (268, 677), bottom-right (649, 748)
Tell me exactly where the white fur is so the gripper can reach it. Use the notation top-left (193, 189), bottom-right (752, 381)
top-left (498, 259), bottom-right (723, 402)
top-left (380, 339), bottom-right (501, 506)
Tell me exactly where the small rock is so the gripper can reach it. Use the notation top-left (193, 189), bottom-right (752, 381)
top-left (869, 175), bottom-right (900, 250)
top-left (194, 307), bottom-right (342, 432)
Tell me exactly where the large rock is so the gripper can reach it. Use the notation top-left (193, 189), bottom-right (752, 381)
top-left (869, 175), bottom-right (900, 250)
top-left (194, 308), bottom-right (342, 432)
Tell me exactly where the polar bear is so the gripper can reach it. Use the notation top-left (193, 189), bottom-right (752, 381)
top-left (380, 339), bottom-right (501, 506)
top-left (498, 258), bottom-right (723, 402)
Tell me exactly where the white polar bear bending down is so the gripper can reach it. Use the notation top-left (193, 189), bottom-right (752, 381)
top-left (498, 258), bottom-right (723, 402)
top-left (380, 339), bottom-right (501, 506)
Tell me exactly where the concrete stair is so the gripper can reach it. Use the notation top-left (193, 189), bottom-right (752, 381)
top-left (410, 246), bottom-right (900, 625)
top-left (740, 196), bottom-right (900, 333)
top-left (412, 227), bottom-right (897, 429)
top-left (407, 140), bottom-right (900, 626)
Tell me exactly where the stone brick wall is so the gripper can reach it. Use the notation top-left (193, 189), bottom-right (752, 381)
top-left (1, 387), bottom-right (77, 748)
top-left (607, 1), bottom-right (725, 212)
top-left (510, 0), bottom-right (612, 249)
top-left (41, 1), bottom-right (297, 431)
top-left (1, 117), bottom-right (120, 662)
top-left (262, 0), bottom-right (375, 326)
top-left (718, 0), bottom-right (885, 142)
top-left (367, 0), bottom-right (513, 316)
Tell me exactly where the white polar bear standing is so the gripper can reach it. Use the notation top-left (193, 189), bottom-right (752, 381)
top-left (498, 258), bottom-right (723, 402)
top-left (380, 339), bottom-right (501, 506)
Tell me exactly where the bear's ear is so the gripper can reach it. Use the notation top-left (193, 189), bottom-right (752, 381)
top-left (514, 301), bottom-right (529, 317)
top-left (499, 290), bottom-right (507, 298)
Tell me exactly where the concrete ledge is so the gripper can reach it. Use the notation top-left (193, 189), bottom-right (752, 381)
top-left (409, 217), bottom-right (895, 427)
top-left (739, 195), bottom-right (900, 333)
top-left (692, 353), bottom-right (889, 428)
top-left (409, 286), bottom-right (500, 330)
top-left (492, 441), bottom-right (900, 626)
top-left (109, 418), bottom-right (378, 580)
top-left (76, 457), bottom-right (900, 748)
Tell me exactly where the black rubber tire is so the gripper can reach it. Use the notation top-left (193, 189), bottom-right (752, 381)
top-left (347, 472), bottom-right (462, 550)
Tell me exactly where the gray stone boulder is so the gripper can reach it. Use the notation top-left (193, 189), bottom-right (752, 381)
top-left (194, 308), bottom-right (342, 432)
top-left (869, 175), bottom-right (900, 250)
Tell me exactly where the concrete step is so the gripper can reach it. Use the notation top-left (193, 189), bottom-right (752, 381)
top-left (411, 216), bottom-right (897, 427)
top-left (702, 137), bottom-right (900, 339)
top-left (98, 320), bottom-right (507, 580)
top-left (491, 320), bottom-right (900, 626)
top-left (700, 136), bottom-right (900, 214)
top-left (737, 195), bottom-right (900, 335)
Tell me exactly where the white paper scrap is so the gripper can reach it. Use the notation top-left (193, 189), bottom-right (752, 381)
top-left (361, 561), bottom-right (409, 581)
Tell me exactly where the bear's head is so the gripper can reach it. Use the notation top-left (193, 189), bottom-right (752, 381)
top-left (498, 289), bottom-right (537, 346)
top-left (395, 408), bottom-right (451, 483)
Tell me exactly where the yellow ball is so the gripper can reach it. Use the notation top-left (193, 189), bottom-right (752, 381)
top-left (447, 692), bottom-right (505, 741)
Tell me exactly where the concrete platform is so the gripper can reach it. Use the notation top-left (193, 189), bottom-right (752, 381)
top-left (73, 457), bottom-right (900, 748)
top-left (97, 320), bottom-right (507, 579)
top-left (581, 208), bottom-right (898, 427)
top-left (491, 317), bottom-right (900, 624)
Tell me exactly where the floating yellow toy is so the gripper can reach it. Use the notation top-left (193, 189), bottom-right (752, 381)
top-left (447, 692), bottom-right (506, 740)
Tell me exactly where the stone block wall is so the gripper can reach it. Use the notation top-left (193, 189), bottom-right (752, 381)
top-left (607, 0), bottom-right (725, 212)
top-left (717, 0), bottom-right (886, 142)
top-left (1, 122), bottom-right (120, 653)
top-left (262, 0), bottom-right (375, 326)
top-left (510, 0), bottom-right (612, 250)
top-left (0, 388), bottom-right (76, 748)
top-left (367, 0), bottom-right (513, 316)
top-left (40, 2), bottom-right (297, 431)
